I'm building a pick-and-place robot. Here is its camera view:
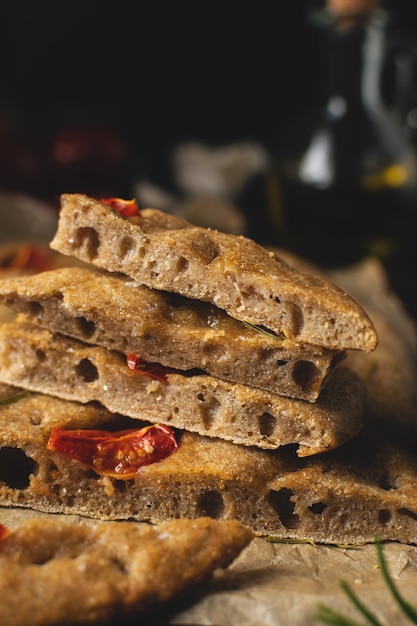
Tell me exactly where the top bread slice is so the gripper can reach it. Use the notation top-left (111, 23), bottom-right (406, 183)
top-left (0, 266), bottom-right (342, 401)
top-left (50, 194), bottom-right (377, 352)
top-left (0, 516), bottom-right (252, 626)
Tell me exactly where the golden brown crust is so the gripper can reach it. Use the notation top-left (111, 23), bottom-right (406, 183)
top-left (0, 516), bottom-right (252, 626)
top-left (0, 319), bottom-right (364, 456)
top-left (0, 266), bottom-right (342, 401)
top-left (50, 194), bottom-right (377, 352)
top-left (0, 385), bottom-right (417, 545)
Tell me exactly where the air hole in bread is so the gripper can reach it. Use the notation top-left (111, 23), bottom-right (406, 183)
top-left (197, 490), bottom-right (225, 519)
top-left (0, 447), bottom-right (36, 488)
top-left (148, 259), bottom-right (159, 279)
top-left (176, 256), bottom-right (189, 272)
top-left (269, 294), bottom-right (281, 304)
top-left (377, 474), bottom-right (397, 491)
top-left (200, 396), bottom-right (221, 428)
top-left (378, 509), bottom-right (392, 525)
top-left (114, 479), bottom-right (134, 493)
top-left (240, 285), bottom-right (256, 301)
top-left (201, 343), bottom-right (219, 358)
top-left (74, 227), bottom-right (100, 260)
top-left (35, 348), bottom-right (47, 363)
top-left (119, 235), bottom-right (136, 258)
top-left (258, 413), bottom-right (277, 437)
top-left (309, 501), bottom-right (327, 515)
top-left (76, 358), bottom-right (99, 382)
top-left (292, 360), bottom-right (321, 391)
top-left (109, 556), bottom-right (129, 574)
top-left (398, 507), bottom-right (417, 522)
top-left (28, 301), bottom-right (44, 318)
top-left (30, 412), bottom-right (42, 426)
top-left (75, 316), bottom-right (96, 339)
top-left (290, 303), bottom-right (304, 337)
top-left (30, 545), bottom-right (65, 566)
top-left (193, 234), bottom-right (222, 265)
top-left (268, 488), bottom-right (300, 529)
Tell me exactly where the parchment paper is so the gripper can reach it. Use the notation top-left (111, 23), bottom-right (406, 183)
top-left (2, 506), bottom-right (417, 626)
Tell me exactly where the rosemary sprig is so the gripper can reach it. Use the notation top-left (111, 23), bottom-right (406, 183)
top-left (0, 390), bottom-right (30, 405)
top-left (241, 321), bottom-right (284, 342)
top-left (375, 541), bottom-right (417, 623)
top-left (315, 541), bottom-right (417, 625)
top-left (315, 602), bottom-right (368, 626)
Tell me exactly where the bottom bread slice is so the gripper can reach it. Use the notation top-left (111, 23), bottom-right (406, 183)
top-left (0, 384), bottom-right (417, 545)
top-left (0, 515), bottom-right (252, 626)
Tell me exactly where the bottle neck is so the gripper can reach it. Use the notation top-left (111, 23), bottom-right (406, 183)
top-left (319, 9), bottom-right (388, 115)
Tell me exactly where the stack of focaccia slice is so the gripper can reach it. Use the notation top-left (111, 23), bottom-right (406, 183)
top-left (1, 193), bottom-right (417, 547)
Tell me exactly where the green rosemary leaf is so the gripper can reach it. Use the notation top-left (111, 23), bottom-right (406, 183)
top-left (0, 390), bottom-right (30, 405)
top-left (315, 602), bottom-right (365, 625)
top-left (315, 541), bottom-right (417, 625)
top-left (339, 581), bottom-right (384, 626)
top-left (376, 541), bottom-right (417, 623)
top-left (241, 321), bottom-right (284, 342)
top-left (266, 536), bottom-right (316, 546)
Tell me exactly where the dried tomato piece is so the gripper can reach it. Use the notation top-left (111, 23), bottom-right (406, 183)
top-left (0, 244), bottom-right (52, 273)
top-left (47, 424), bottom-right (178, 479)
top-left (127, 354), bottom-right (174, 384)
top-left (99, 196), bottom-right (140, 217)
top-left (0, 524), bottom-right (9, 541)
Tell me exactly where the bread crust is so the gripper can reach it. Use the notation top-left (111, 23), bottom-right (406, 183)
top-left (50, 194), bottom-right (377, 352)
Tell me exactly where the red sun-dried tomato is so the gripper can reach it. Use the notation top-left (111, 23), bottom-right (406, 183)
top-left (0, 244), bottom-right (52, 273)
top-left (99, 196), bottom-right (140, 217)
top-left (127, 354), bottom-right (174, 384)
top-left (47, 424), bottom-right (178, 479)
top-left (0, 523), bottom-right (9, 541)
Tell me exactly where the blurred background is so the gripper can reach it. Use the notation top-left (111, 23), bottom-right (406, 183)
top-left (1, 0), bottom-right (415, 198)
top-left (1, 0), bottom-right (417, 313)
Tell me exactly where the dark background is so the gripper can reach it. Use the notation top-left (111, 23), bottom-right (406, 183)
top-left (1, 0), bottom-right (416, 205)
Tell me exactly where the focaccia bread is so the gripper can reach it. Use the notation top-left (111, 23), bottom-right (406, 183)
top-left (0, 266), bottom-right (342, 401)
top-left (0, 384), bottom-right (416, 545)
top-left (50, 193), bottom-right (377, 352)
top-left (0, 319), bottom-right (364, 456)
top-left (277, 250), bottom-right (417, 434)
top-left (0, 516), bottom-right (252, 626)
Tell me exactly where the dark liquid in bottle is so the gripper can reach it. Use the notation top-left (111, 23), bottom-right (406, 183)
top-left (269, 171), bottom-right (416, 268)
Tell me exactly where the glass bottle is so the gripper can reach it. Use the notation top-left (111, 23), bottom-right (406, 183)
top-left (266, 0), bottom-right (417, 314)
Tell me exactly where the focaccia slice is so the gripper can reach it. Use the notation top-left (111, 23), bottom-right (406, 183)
top-left (0, 266), bottom-right (342, 401)
top-left (0, 516), bottom-right (252, 626)
top-left (50, 193), bottom-right (377, 352)
top-left (0, 319), bottom-right (364, 456)
top-left (0, 384), bottom-right (416, 546)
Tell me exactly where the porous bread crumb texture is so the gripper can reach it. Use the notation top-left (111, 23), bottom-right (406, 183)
top-left (0, 516), bottom-right (252, 626)
top-left (50, 194), bottom-right (378, 352)
top-left (0, 320), bottom-right (364, 456)
top-left (0, 386), bottom-right (416, 546)
top-left (0, 266), bottom-right (343, 401)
